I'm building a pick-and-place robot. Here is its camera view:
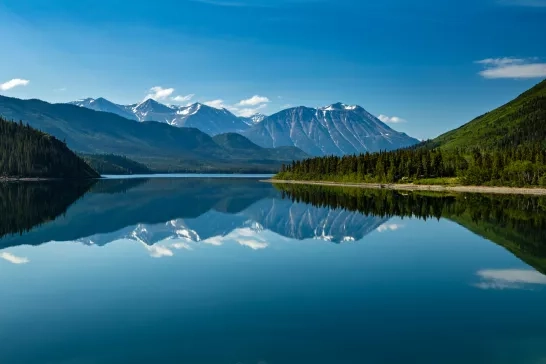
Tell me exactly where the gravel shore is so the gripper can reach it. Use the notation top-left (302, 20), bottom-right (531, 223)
top-left (265, 179), bottom-right (546, 196)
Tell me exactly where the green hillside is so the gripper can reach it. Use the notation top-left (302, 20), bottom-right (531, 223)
top-left (0, 116), bottom-right (99, 179)
top-left (431, 79), bottom-right (546, 150)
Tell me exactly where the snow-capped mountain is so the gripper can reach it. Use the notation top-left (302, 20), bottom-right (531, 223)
top-left (69, 98), bottom-right (250, 136)
top-left (69, 98), bottom-right (418, 154)
top-left (69, 97), bottom-right (138, 121)
top-left (243, 102), bottom-right (419, 156)
top-left (239, 113), bottom-right (267, 126)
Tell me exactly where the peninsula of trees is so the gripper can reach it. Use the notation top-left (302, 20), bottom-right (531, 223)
top-left (0, 116), bottom-right (99, 179)
top-left (276, 79), bottom-right (546, 188)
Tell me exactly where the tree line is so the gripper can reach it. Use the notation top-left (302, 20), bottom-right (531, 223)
top-left (277, 144), bottom-right (546, 187)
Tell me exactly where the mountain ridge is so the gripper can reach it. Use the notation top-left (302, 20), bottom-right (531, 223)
top-left (243, 103), bottom-right (419, 156)
top-left (69, 97), bottom-right (419, 155)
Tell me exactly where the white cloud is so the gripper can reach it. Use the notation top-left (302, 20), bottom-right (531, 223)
top-left (0, 252), bottom-right (30, 264)
top-left (377, 115), bottom-right (407, 124)
top-left (476, 57), bottom-right (546, 79)
top-left (0, 78), bottom-right (30, 91)
top-left (237, 104), bottom-right (267, 117)
top-left (143, 243), bottom-right (174, 258)
top-left (498, 0), bottom-right (546, 7)
top-left (203, 99), bottom-right (227, 109)
top-left (237, 239), bottom-right (269, 250)
top-left (171, 94), bottom-right (195, 103)
top-left (144, 86), bottom-right (175, 101)
top-left (474, 269), bottom-right (546, 290)
top-left (377, 223), bottom-right (404, 232)
top-left (237, 95), bottom-right (270, 106)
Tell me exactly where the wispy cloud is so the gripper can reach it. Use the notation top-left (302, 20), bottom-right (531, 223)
top-left (237, 104), bottom-right (267, 117)
top-left (498, 0), bottom-right (546, 7)
top-left (203, 99), bottom-right (228, 109)
top-left (476, 57), bottom-right (546, 79)
top-left (0, 78), bottom-right (30, 91)
top-left (377, 223), bottom-right (404, 232)
top-left (204, 96), bottom-right (270, 117)
top-left (188, 0), bottom-right (253, 6)
top-left (0, 252), bottom-right (30, 264)
top-left (144, 86), bottom-right (175, 101)
top-left (378, 114), bottom-right (407, 124)
top-left (474, 269), bottom-right (546, 290)
top-left (171, 94), bottom-right (195, 103)
top-left (237, 95), bottom-right (270, 106)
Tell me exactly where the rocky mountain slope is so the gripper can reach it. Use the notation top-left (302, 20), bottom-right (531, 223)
top-left (243, 102), bottom-right (419, 156)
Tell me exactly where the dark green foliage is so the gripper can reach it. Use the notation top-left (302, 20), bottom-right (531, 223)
top-left (0, 116), bottom-right (99, 179)
top-left (277, 184), bottom-right (546, 274)
top-left (82, 154), bottom-right (152, 175)
top-left (0, 180), bottom-right (95, 239)
top-left (276, 145), bottom-right (546, 187)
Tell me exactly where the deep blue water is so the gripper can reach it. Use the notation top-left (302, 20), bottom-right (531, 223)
top-left (0, 177), bottom-right (545, 364)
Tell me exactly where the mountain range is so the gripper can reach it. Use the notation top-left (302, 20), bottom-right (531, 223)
top-left (69, 97), bottom-right (419, 156)
top-left (0, 95), bottom-right (307, 172)
top-left (70, 98), bottom-right (255, 135)
top-left (0, 93), bottom-right (419, 173)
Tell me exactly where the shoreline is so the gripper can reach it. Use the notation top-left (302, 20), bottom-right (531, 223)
top-left (264, 179), bottom-right (546, 196)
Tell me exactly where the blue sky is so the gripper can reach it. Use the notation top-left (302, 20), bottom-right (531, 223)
top-left (0, 0), bottom-right (545, 139)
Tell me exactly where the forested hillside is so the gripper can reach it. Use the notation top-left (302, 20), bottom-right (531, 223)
top-left (82, 154), bottom-right (152, 175)
top-left (0, 117), bottom-right (99, 179)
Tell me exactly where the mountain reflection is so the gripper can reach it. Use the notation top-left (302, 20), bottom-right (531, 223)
top-left (277, 183), bottom-right (546, 274)
top-left (1, 178), bottom-right (546, 274)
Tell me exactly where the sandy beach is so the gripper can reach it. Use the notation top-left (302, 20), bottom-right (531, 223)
top-left (265, 179), bottom-right (546, 196)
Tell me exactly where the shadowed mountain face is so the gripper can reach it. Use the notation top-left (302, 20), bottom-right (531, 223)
top-left (1, 178), bottom-right (546, 275)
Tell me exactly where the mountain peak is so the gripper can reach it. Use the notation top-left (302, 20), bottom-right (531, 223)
top-left (133, 98), bottom-right (174, 113)
top-left (320, 102), bottom-right (361, 111)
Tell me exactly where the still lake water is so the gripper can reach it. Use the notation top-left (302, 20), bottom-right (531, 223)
top-left (1, 176), bottom-right (546, 364)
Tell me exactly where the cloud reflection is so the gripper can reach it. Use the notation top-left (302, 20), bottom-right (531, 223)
top-left (376, 223), bottom-right (403, 233)
top-left (474, 269), bottom-right (546, 290)
top-left (0, 252), bottom-right (30, 264)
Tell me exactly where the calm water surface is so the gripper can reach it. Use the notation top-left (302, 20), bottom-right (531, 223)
top-left (1, 177), bottom-right (545, 364)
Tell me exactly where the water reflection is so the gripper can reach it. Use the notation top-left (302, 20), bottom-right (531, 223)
top-left (1, 178), bottom-right (546, 275)
top-left (276, 183), bottom-right (546, 274)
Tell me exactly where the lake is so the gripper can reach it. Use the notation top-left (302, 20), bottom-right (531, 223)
top-left (1, 177), bottom-right (545, 364)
